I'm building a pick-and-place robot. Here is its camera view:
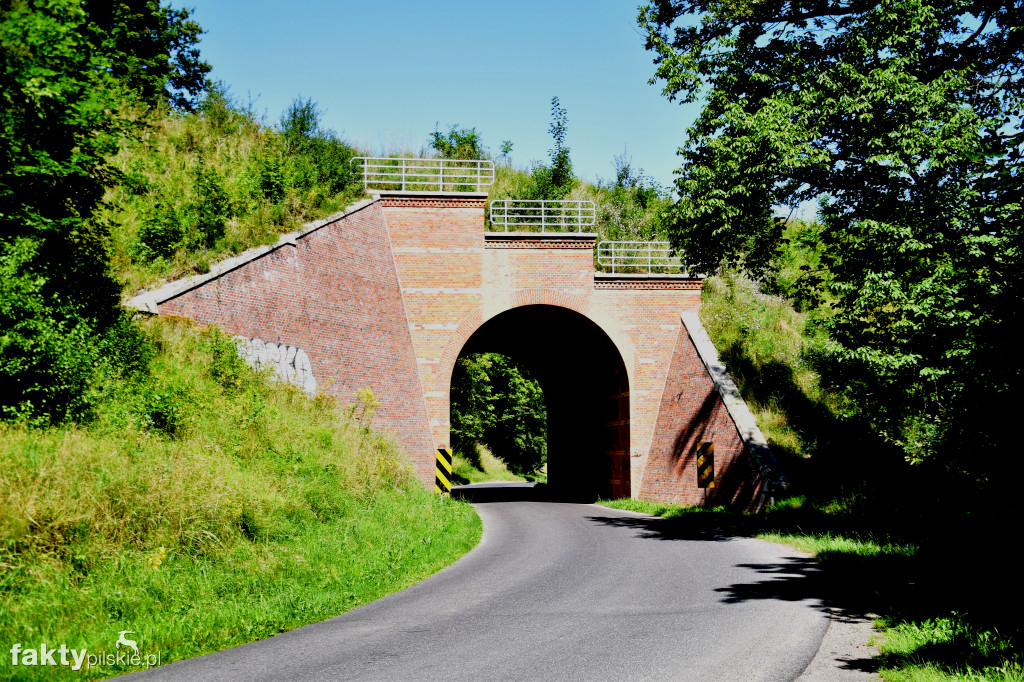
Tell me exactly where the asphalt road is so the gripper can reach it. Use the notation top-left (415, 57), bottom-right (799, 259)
top-left (134, 483), bottom-right (829, 681)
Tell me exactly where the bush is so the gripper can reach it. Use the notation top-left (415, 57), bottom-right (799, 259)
top-left (429, 124), bottom-right (488, 160)
top-left (187, 157), bottom-right (229, 249)
top-left (134, 200), bottom-right (184, 261)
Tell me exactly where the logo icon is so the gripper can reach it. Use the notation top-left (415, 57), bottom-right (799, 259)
top-left (116, 632), bottom-right (139, 657)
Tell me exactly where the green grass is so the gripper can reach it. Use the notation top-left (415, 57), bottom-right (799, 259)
top-left (598, 498), bottom-right (1021, 681)
top-left (0, 317), bottom-right (481, 679)
top-left (875, 616), bottom-right (1024, 681)
top-left (451, 444), bottom-right (530, 484)
top-left (107, 92), bottom-right (366, 297)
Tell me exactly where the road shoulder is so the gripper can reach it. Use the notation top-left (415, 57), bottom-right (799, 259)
top-left (797, 608), bottom-right (881, 680)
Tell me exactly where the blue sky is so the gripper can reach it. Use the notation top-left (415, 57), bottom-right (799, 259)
top-left (187, 1), bottom-right (701, 191)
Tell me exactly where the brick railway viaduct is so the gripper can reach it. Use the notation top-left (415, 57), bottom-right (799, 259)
top-left (131, 191), bottom-right (785, 509)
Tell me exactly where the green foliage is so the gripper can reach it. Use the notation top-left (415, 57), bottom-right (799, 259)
top-left (451, 444), bottom-right (529, 485)
top-left (498, 140), bottom-right (514, 165)
top-left (0, 0), bottom-right (205, 422)
top-left (134, 199), bottom-right (183, 262)
top-left (187, 155), bottom-right (229, 249)
top-left (546, 96), bottom-right (573, 193)
top-left (450, 353), bottom-right (547, 476)
top-left (0, 316), bottom-right (481, 679)
top-left (279, 96), bottom-right (359, 198)
top-left (429, 123), bottom-right (488, 160)
top-left (496, 97), bottom-right (576, 201)
top-left (522, 97), bottom-right (576, 200)
top-left (84, 0), bottom-right (210, 111)
top-left (280, 96), bottom-right (322, 145)
top-left (110, 89), bottom-right (364, 293)
top-left (596, 152), bottom-right (669, 241)
top-left (640, 0), bottom-right (1024, 489)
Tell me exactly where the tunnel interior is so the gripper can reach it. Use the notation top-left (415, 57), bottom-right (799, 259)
top-left (454, 305), bottom-right (630, 501)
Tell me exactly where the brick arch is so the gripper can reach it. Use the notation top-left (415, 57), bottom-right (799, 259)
top-left (436, 289), bottom-right (634, 399)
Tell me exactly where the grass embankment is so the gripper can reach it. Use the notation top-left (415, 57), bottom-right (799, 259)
top-left (633, 259), bottom-right (1022, 681)
top-left (106, 92), bottom-right (366, 296)
top-left (452, 445), bottom-right (526, 485)
top-left (450, 444), bottom-right (548, 486)
top-left (0, 317), bottom-right (481, 679)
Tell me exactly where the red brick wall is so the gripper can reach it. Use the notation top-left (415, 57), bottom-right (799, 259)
top-left (638, 322), bottom-right (765, 510)
top-left (157, 202), bottom-right (436, 477)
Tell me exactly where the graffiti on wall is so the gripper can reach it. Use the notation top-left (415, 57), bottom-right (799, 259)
top-left (233, 336), bottom-right (317, 395)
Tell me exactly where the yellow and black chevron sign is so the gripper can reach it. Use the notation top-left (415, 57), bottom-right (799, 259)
top-left (435, 448), bottom-right (453, 495)
top-left (696, 442), bottom-right (715, 489)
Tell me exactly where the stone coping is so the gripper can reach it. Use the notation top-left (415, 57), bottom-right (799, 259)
top-left (483, 231), bottom-right (598, 240)
top-left (371, 190), bottom-right (489, 199)
top-left (594, 272), bottom-right (701, 281)
top-left (126, 197), bottom-right (377, 312)
top-left (680, 311), bottom-right (789, 501)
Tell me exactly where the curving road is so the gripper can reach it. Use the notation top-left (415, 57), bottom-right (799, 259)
top-left (136, 483), bottom-right (829, 681)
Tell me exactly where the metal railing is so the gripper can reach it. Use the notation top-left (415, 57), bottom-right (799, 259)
top-left (352, 157), bottom-right (495, 192)
top-left (489, 199), bottom-right (596, 232)
top-left (596, 241), bottom-right (684, 273)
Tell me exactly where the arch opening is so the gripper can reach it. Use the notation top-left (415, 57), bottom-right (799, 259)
top-left (451, 305), bottom-right (630, 501)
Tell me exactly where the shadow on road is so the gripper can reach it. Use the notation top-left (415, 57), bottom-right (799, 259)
top-left (583, 511), bottom-right (901, 613)
top-left (585, 511), bottom-right (883, 676)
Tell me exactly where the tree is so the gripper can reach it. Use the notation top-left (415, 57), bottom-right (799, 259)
top-left (450, 353), bottom-right (547, 476)
top-left (279, 96), bottom-right (357, 200)
top-left (83, 0), bottom-right (210, 111)
top-left (546, 96), bottom-right (573, 191)
top-left (639, 0), bottom-right (1023, 488)
top-left (499, 140), bottom-right (514, 166)
top-left (0, 0), bottom-right (208, 420)
top-left (517, 97), bottom-right (576, 201)
top-left (428, 124), bottom-right (487, 160)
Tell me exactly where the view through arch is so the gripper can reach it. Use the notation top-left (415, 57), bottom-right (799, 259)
top-left (451, 305), bottom-right (630, 501)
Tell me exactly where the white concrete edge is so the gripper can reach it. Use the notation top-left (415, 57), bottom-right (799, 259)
top-left (594, 272), bottom-right (701, 281)
top-left (680, 311), bottom-right (790, 494)
top-left (373, 190), bottom-right (490, 198)
top-left (126, 197), bottom-right (377, 311)
top-left (482, 231), bottom-right (599, 240)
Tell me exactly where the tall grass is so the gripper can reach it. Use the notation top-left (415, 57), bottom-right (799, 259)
top-left (0, 316), bottom-right (481, 679)
top-left (451, 444), bottom-right (535, 485)
top-left (699, 269), bottom-right (826, 462)
top-left (106, 90), bottom-right (366, 296)
top-left (486, 164), bottom-right (674, 272)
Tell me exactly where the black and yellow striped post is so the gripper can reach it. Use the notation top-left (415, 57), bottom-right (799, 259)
top-left (435, 448), bottom-right (453, 495)
top-left (696, 442), bottom-right (715, 491)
